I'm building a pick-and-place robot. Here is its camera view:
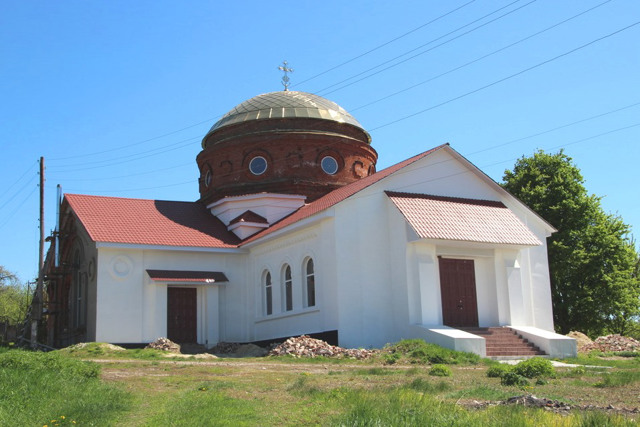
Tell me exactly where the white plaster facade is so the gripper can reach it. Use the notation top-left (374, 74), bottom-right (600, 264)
top-left (61, 145), bottom-right (575, 357)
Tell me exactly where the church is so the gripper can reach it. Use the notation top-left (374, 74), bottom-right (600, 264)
top-left (43, 89), bottom-right (576, 358)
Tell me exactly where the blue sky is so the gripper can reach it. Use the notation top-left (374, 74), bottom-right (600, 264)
top-left (1, 0), bottom-right (639, 283)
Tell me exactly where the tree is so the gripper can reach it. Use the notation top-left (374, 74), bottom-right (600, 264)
top-left (0, 266), bottom-right (30, 324)
top-left (502, 150), bottom-right (640, 337)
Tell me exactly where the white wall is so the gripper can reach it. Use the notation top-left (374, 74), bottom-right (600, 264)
top-left (88, 146), bottom-right (557, 348)
top-left (246, 220), bottom-right (338, 343)
top-left (94, 246), bottom-right (238, 345)
top-left (333, 191), bottom-right (406, 348)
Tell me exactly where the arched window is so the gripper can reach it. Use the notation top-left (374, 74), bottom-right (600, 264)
top-left (282, 265), bottom-right (293, 312)
top-left (304, 258), bottom-right (315, 308)
top-left (264, 271), bottom-right (273, 316)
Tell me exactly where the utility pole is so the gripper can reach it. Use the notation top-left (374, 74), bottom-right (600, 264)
top-left (31, 157), bottom-right (44, 349)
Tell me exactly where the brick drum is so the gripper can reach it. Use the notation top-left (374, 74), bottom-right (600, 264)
top-left (196, 118), bottom-right (378, 205)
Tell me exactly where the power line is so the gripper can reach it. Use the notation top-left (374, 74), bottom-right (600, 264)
top-left (315, 0), bottom-right (536, 96)
top-left (64, 179), bottom-right (194, 194)
top-left (49, 136), bottom-right (198, 172)
top-left (547, 122), bottom-right (640, 151)
top-left (350, 0), bottom-right (613, 113)
top-left (293, 0), bottom-right (477, 88)
top-left (467, 101), bottom-right (640, 156)
top-left (0, 160), bottom-right (38, 200)
top-left (348, 121), bottom-right (640, 203)
top-left (0, 186), bottom-right (37, 231)
top-left (0, 173), bottom-right (38, 212)
top-left (369, 20), bottom-right (640, 132)
top-left (48, 162), bottom-right (193, 182)
top-left (48, 117), bottom-right (217, 161)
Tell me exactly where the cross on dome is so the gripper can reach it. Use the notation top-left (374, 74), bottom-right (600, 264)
top-left (278, 60), bottom-right (294, 91)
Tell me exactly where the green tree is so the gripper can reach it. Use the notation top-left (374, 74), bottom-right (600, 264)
top-left (0, 266), bottom-right (30, 324)
top-left (502, 150), bottom-right (640, 337)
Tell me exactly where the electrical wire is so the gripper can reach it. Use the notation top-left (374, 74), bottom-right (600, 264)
top-left (293, 0), bottom-right (477, 88)
top-left (369, 20), bottom-right (640, 132)
top-left (347, 120), bottom-right (640, 203)
top-left (0, 173), bottom-right (38, 212)
top-left (0, 186), bottom-right (38, 231)
top-left (467, 101), bottom-right (640, 156)
top-left (48, 162), bottom-right (193, 182)
top-left (39, 8), bottom-right (640, 194)
top-left (0, 160), bottom-right (38, 200)
top-left (315, 0), bottom-right (535, 96)
top-left (48, 117), bottom-right (218, 161)
top-left (48, 136), bottom-right (199, 172)
top-left (63, 179), bottom-right (194, 194)
top-left (350, 0), bottom-right (613, 113)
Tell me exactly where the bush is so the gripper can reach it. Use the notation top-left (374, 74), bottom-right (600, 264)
top-left (429, 364), bottom-right (452, 377)
top-left (500, 372), bottom-right (529, 387)
top-left (382, 352), bottom-right (401, 365)
top-left (512, 358), bottom-right (555, 379)
top-left (486, 364), bottom-right (510, 378)
top-left (406, 378), bottom-right (451, 393)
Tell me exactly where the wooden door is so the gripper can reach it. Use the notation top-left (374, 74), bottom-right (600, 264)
top-left (167, 287), bottom-right (197, 343)
top-left (439, 258), bottom-right (479, 327)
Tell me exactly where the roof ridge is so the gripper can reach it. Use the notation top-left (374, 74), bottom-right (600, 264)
top-left (65, 193), bottom-right (197, 204)
top-left (384, 191), bottom-right (506, 208)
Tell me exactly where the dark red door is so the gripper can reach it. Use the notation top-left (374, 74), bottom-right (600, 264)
top-left (439, 258), bottom-right (479, 327)
top-left (167, 287), bottom-right (197, 343)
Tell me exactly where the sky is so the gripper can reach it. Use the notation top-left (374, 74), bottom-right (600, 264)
top-left (1, 0), bottom-right (639, 284)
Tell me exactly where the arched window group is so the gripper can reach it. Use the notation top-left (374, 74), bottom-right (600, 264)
top-left (262, 257), bottom-right (315, 317)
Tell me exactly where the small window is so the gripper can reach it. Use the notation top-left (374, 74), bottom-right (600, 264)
top-left (305, 258), bottom-right (315, 308)
top-left (283, 265), bottom-right (293, 312)
top-left (204, 169), bottom-right (212, 187)
top-left (321, 156), bottom-right (338, 175)
top-left (249, 156), bottom-right (268, 175)
top-left (264, 271), bottom-right (273, 315)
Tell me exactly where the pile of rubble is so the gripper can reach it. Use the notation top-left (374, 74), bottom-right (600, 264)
top-left (462, 394), bottom-right (639, 416)
top-left (146, 337), bottom-right (181, 353)
top-left (581, 334), bottom-right (640, 353)
top-left (268, 335), bottom-right (376, 360)
top-left (501, 394), bottom-right (571, 412)
top-left (567, 331), bottom-right (592, 350)
top-left (209, 342), bottom-right (242, 354)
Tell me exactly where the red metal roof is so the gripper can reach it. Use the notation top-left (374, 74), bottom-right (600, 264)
top-left (65, 194), bottom-right (240, 248)
top-left (242, 144), bottom-right (449, 244)
top-left (146, 270), bottom-right (228, 283)
top-left (386, 192), bottom-right (542, 246)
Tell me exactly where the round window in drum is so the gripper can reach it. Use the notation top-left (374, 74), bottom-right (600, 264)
top-left (249, 156), bottom-right (268, 175)
top-left (321, 156), bottom-right (338, 175)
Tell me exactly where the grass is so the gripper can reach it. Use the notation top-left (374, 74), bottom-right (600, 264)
top-left (3, 343), bottom-right (640, 425)
top-left (595, 370), bottom-right (640, 388)
top-left (382, 339), bottom-right (481, 365)
top-left (0, 349), bottom-right (131, 426)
